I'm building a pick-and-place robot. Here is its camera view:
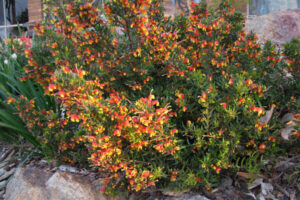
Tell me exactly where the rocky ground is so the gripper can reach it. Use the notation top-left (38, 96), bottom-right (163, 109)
top-left (0, 141), bottom-right (299, 200)
top-left (0, 144), bottom-right (18, 200)
top-left (2, 110), bottom-right (299, 200)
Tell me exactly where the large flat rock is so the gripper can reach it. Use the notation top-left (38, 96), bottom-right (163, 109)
top-left (5, 167), bottom-right (107, 200)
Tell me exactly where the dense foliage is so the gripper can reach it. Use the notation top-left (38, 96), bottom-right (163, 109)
top-left (5, 0), bottom-right (300, 193)
top-left (0, 37), bottom-right (55, 147)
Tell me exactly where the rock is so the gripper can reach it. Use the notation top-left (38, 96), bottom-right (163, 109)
top-left (0, 190), bottom-right (4, 196)
top-left (5, 167), bottom-right (108, 200)
top-left (46, 171), bottom-right (104, 200)
top-left (0, 169), bottom-right (6, 177)
top-left (0, 180), bottom-right (7, 189)
top-left (162, 189), bottom-right (190, 197)
top-left (245, 9), bottom-right (300, 44)
top-left (5, 167), bottom-right (51, 200)
top-left (165, 193), bottom-right (210, 200)
top-left (57, 165), bottom-right (79, 173)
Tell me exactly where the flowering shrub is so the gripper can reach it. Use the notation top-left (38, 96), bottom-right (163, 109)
top-left (0, 36), bottom-right (56, 148)
top-left (283, 39), bottom-right (300, 108)
top-left (8, 0), bottom-right (299, 193)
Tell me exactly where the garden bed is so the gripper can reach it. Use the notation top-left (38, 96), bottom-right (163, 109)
top-left (0, 0), bottom-right (299, 199)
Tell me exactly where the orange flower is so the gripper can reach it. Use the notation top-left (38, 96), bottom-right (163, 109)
top-left (237, 98), bottom-right (245, 104)
top-left (246, 78), bottom-right (253, 86)
top-left (196, 177), bottom-right (202, 182)
top-left (170, 170), bottom-right (178, 181)
top-left (70, 114), bottom-right (80, 122)
top-left (7, 97), bottom-right (16, 104)
top-left (294, 131), bottom-right (300, 137)
top-left (51, 43), bottom-right (58, 48)
top-left (113, 129), bottom-right (121, 136)
top-left (48, 84), bottom-right (57, 92)
top-left (268, 136), bottom-right (276, 142)
top-left (48, 122), bottom-right (55, 128)
top-left (141, 170), bottom-right (150, 178)
top-left (199, 92), bottom-right (207, 103)
top-left (258, 143), bottom-right (266, 153)
top-left (220, 103), bottom-right (227, 109)
top-left (112, 38), bottom-right (118, 47)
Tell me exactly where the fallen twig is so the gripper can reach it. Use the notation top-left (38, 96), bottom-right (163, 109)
top-left (273, 183), bottom-right (290, 198)
top-left (277, 163), bottom-right (300, 172)
top-left (0, 150), bottom-right (15, 169)
top-left (0, 169), bottom-right (15, 182)
top-left (275, 155), bottom-right (300, 170)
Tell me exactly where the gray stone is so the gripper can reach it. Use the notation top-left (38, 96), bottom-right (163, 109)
top-left (46, 171), bottom-right (104, 200)
top-left (245, 9), bottom-right (300, 44)
top-left (5, 167), bottom-right (51, 200)
top-left (165, 193), bottom-right (210, 200)
top-left (0, 169), bottom-right (6, 177)
top-left (5, 167), bottom-right (108, 200)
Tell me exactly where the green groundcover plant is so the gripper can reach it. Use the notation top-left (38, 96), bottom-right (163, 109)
top-left (6, 0), bottom-right (300, 193)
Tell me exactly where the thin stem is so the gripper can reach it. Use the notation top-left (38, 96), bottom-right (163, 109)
top-left (125, 20), bottom-right (134, 53)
